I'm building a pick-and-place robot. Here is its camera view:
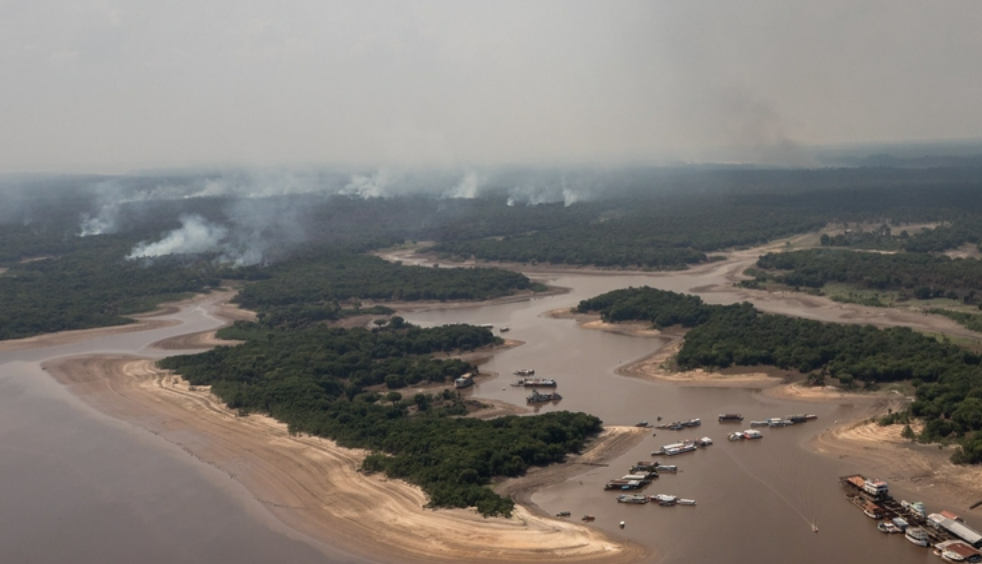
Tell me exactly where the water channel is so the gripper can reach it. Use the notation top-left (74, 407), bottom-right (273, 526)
top-left (0, 268), bottom-right (961, 563)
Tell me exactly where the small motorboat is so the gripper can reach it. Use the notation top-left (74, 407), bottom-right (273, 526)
top-left (581, 515), bottom-right (595, 522)
top-left (677, 499), bottom-right (697, 506)
top-left (619, 521), bottom-right (625, 529)
top-left (556, 511), bottom-right (571, 517)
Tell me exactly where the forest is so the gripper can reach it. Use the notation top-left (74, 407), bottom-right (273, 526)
top-left (750, 248), bottom-right (982, 301)
top-left (158, 321), bottom-right (602, 516)
top-left (576, 286), bottom-right (982, 463)
top-left (224, 250), bottom-right (541, 328)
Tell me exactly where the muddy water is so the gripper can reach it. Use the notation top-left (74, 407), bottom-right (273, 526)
top-left (0, 300), bottom-right (364, 564)
top-left (406, 273), bottom-right (942, 564)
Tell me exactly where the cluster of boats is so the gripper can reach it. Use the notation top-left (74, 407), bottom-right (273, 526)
top-left (508, 369), bottom-right (563, 403)
top-left (616, 494), bottom-right (696, 506)
top-left (842, 474), bottom-right (982, 558)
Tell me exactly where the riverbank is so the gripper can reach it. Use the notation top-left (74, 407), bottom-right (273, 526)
top-left (40, 293), bottom-right (650, 564)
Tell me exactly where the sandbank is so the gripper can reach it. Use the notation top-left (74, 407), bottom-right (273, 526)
top-left (39, 293), bottom-right (649, 564)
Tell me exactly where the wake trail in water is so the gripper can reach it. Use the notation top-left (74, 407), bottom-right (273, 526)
top-left (721, 444), bottom-right (818, 531)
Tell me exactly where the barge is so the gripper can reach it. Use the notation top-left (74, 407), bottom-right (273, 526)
top-left (527, 389), bottom-right (562, 403)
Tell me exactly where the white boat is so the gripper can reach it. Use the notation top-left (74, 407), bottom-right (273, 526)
top-left (697, 437), bottom-right (713, 447)
top-left (650, 494), bottom-right (677, 506)
top-left (654, 464), bottom-right (677, 473)
top-left (878, 521), bottom-right (901, 534)
top-left (749, 420), bottom-right (769, 427)
top-left (513, 368), bottom-right (535, 376)
top-left (677, 499), bottom-right (697, 506)
top-left (617, 494), bottom-right (649, 504)
top-left (905, 527), bottom-right (930, 547)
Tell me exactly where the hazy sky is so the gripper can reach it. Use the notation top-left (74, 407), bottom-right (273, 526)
top-left (2, 1), bottom-right (981, 172)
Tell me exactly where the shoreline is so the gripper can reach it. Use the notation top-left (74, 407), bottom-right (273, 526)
top-left (39, 293), bottom-right (651, 564)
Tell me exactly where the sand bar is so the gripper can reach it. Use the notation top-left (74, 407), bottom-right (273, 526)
top-left (38, 293), bottom-right (649, 564)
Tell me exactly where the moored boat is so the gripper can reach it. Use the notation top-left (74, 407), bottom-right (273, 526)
top-left (677, 499), bottom-right (697, 506)
top-left (905, 526), bottom-right (930, 547)
top-left (718, 413), bottom-right (744, 422)
top-left (513, 368), bottom-right (535, 376)
top-left (517, 378), bottom-right (557, 387)
top-left (527, 389), bottom-right (562, 403)
top-left (877, 521), bottom-right (901, 534)
top-left (617, 494), bottom-right (649, 504)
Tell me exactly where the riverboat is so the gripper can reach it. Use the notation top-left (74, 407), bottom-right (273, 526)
top-left (516, 378), bottom-right (557, 387)
top-left (749, 420), bottom-right (769, 427)
top-left (453, 373), bottom-right (474, 388)
top-left (677, 499), bottom-right (697, 506)
top-left (653, 440), bottom-right (697, 456)
top-left (651, 494), bottom-right (677, 506)
top-left (697, 437), bottom-right (713, 447)
top-left (728, 430), bottom-right (763, 441)
top-left (905, 527), bottom-right (931, 547)
top-left (617, 494), bottom-right (649, 504)
top-left (654, 464), bottom-right (677, 473)
top-left (499, 327), bottom-right (510, 333)
top-left (863, 502), bottom-right (884, 519)
top-left (556, 511), bottom-right (571, 517)
top-left (934, 540), bottom-right (982, 562)
top-left (513, 368), bottom-right (535, 376)
top-left (581, 515), bottom-right (595, 522)
top-left (527, 389), bottom-right (562, 403)
top-left (718, 413), bottom-right (744, 422)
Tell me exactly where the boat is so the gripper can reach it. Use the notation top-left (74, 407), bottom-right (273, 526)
top-left (513, 368), bottom-right (535, 376)
top-left (718, 413), bottom-right (744, 422)
top-left (787, 414), bottom-right (817, 424)
top-left (516, 378), bottom-right (557, 387)
top-left (683, 418), bottom-right (701, 427)
top-left (527, 389), bottom-right (562, 403)
top-left (617, 494), bottom-right (649, 504)
top-left (635, 420), bottom-right (651, 428)
top-left (677, 499), bottom-right (697, 506)
top-left (878, 521), bottom-right (901, 534)
top-left (749, 420), bottom-right (769, 427)
top-left (729, 429), bottom-right (763, 441)
top-left (477, 324), bottom-right (494, 329)
top-left (767, 417), bottom-right (793, 427)
top-left (650, 494), bottom-right (677, 506)
top-left (581, 515), bottom-right (595, 522)
top-left (934, 540), bottom-right (982, 562)
top-left (556, 511), bottom-right (571, 517)
top-left (454, 373), bottom-right (474, 388)
top-left (697, 437), bottom-right (713, 447)
top-left (892, 517), bottom-right (909, 531)
top-left (863, 502), bottom-right (884, 519)
top-left (905, 526), bottom-right (930, 547)
top-left (653, 440), bottom-right (698, 456)
top-left (654, 464), bottom-right (677, 473)
top-left (901, 500), bottom-right (927, 519)
top-left (499, 327), bottom-right (510, 333)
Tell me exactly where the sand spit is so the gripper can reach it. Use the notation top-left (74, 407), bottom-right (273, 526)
top-left (544, 308), bottom-right (665, 338)
top-left (812, 406), bottom-right (982, 514)
top-left (45, 355), bottom-right (647, 564)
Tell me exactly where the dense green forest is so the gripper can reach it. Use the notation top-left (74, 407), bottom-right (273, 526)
top-left (0, 239), bottom-right (221, 339)
top-left (224, 251), bottom-right (541, 328)
top-left (577, 286), bottom-right (982, 463)
top-left (158, 322), bottom-right (602, 515)
top-left (748, 248), bottom-right (982, 302)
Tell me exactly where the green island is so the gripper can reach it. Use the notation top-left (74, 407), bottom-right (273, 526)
top-left (159, 320), bottom-right (601, 517)
top-left (577, 286), bottom-right (982, 463)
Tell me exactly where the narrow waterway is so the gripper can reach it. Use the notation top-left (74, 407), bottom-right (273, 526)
top-left (405, 272), bottom-right (943, 564)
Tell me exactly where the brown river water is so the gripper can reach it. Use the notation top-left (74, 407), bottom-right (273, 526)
top-left (0, 264), bottom-right (966, 563)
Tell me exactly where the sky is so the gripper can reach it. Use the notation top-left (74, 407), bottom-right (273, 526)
top-left (2, 1), bottom-right (981, 172)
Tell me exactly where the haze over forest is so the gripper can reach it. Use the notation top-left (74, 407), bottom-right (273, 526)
top-left (2, 1), bottom-right (982, 173)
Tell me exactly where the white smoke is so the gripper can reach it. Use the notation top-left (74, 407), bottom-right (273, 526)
top-left (78, 202), bottom-right (121, 236)
top-left (126, 214), bottom-right (228, 259)
top-left (340, 169), bottom-right (396, 199)
top-left (443, 171), bottom-right (482, 199)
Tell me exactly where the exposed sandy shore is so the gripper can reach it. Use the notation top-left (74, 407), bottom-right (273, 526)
top-left (46, 356), bottom-right (648, 564)
top-left (811, 403), bottom-right (982, 513)
top-left (38, 293), bottom-right (648, 564)
top-left (544, 308), bottom-right (665, 338)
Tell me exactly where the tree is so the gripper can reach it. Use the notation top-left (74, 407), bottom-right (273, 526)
top-left (386, 391), bottom-right (403, 405)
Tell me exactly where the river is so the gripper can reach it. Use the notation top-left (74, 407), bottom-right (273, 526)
top-left (0, 266), bottom-right (961, 563)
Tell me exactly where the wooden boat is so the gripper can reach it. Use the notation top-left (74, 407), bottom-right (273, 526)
top-left (527, 389), bottom-right (562, 403)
